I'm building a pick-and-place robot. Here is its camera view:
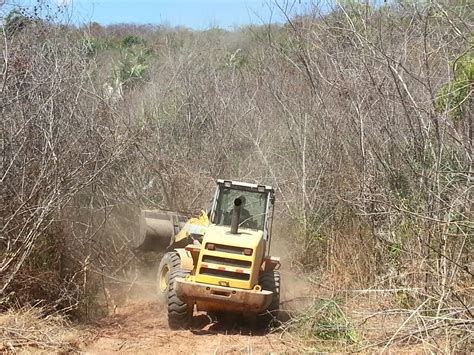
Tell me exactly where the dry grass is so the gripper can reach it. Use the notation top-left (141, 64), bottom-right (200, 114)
top-left (277, 288), bottom-right (473, 353)
top-left (0, 307), bottom-right (85, 352)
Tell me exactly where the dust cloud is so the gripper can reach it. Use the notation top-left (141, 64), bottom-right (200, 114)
top-left (97, 208), bottom-right (313, 322)
top-left (269, 231), bottom-right (316, 315)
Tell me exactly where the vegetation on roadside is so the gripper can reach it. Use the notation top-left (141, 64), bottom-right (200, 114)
top-left (280, 299), bottom-right (358, 349)
top-left (1, 0), bottom-right (472, 351)
top-left (0, 307), bottom-right (83, 352)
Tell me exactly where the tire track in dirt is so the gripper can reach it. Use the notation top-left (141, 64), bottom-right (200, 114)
top-left (82, 301), bottom-right (298, 354)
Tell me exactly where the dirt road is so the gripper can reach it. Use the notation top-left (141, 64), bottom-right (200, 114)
top-left (83, 301), bottom-right (299, 354)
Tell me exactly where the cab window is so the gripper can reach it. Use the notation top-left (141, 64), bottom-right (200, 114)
top-left (214, 188), bottom-right (267, 230)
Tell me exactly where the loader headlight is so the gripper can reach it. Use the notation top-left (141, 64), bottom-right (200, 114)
top-left (243, 248), bottom-right (253, 256)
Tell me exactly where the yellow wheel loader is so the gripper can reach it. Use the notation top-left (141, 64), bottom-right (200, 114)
top-left (134, 179), bottom-right (280, 329)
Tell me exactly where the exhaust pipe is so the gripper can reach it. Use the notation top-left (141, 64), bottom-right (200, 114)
top-left (230, 198), bottom-right (242, 234)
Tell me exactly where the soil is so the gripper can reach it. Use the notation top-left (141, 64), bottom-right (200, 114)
top-left (80, 237), bottom-right (313, 354)
top-left (82, 301), bottom-right (300, 354)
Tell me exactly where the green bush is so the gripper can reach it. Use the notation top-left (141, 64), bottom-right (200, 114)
top-left (286, 299), bottom-right (359, 345)
top-left (436, 49), bottom-right (473, 120)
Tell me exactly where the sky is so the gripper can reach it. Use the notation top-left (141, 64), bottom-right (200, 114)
top-left (1, 0), bottom-right (312, 29)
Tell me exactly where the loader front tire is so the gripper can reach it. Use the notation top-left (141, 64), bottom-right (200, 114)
top-left (258, 270), bottom-right (281, 329)
top-left (157, 252), bottom-right (192, 329)
top-left (157, 252), bottom-right (180, 302)
top-left (167, 268), bottom-right (192, 329)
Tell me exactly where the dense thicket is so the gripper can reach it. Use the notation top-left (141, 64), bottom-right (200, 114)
top-left (1, 0), bottom-right (472, 341)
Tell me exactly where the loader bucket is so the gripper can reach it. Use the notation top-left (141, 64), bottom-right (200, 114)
top-left (135, 210), bottom-right (188, 252)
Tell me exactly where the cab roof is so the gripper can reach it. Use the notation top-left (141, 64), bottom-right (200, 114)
top-left (217, 179), bottom-right (274, 193)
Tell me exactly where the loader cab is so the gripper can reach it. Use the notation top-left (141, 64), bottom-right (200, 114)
top-left (210, 180), bottom-right (275, 244)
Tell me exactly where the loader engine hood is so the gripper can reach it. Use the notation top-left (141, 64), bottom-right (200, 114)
top-left (194, 225), bottom-right (265, 290)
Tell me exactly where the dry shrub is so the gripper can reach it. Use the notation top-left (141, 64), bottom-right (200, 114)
top-left (1, 6), bottom-right (143, 314)
top-left (346, 290), bottom-right (474, 353)
top-left (278, 298), bottom-right (358, 352)
top-left (279, 290), bottom-right (473, 352)
top-left (0, 307), bottom-right (84, 352)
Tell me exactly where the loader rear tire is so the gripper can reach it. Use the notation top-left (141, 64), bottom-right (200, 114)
top-left (167, 268), bottom-right (192, 329)
top-left (157, 252), bottom-right (181, 302)
top-left (258, 270), bottom-right (281, 329)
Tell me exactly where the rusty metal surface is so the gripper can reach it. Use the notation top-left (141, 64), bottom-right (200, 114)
top-left (263, 256), bottom-right (281, 272)
top-left (175, 278), bottom-right (272, 313)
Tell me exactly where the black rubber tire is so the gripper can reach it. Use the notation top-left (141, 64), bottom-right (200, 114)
top-left (157, 252), bottom-right (181, 302)
top-left (258, 271), bottom-right (281, 329)
top-left (167, 268), bottom-right (192, 329)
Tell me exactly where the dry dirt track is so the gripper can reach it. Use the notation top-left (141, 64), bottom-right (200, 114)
top-left (82, 301), bottom-right (299, 354)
